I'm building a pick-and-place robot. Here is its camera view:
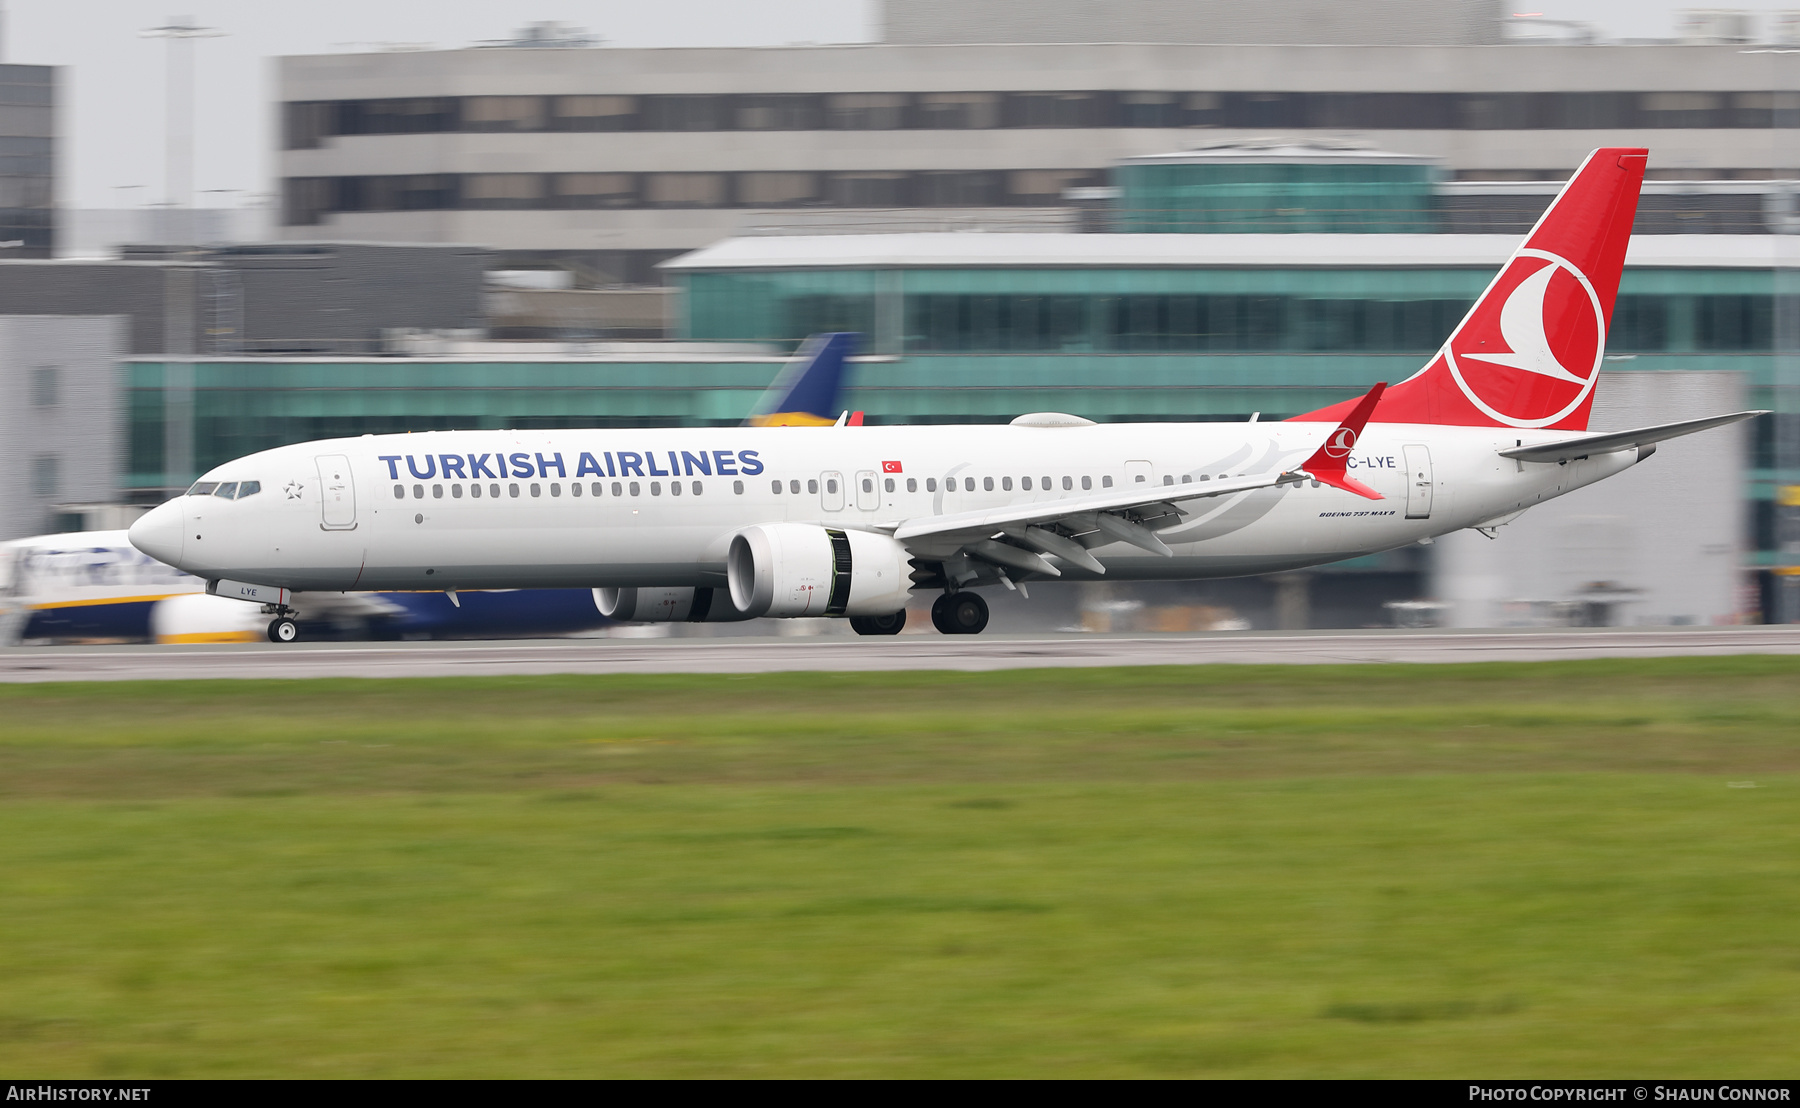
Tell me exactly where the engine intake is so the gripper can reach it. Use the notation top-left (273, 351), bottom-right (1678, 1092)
top-left (593, 586), bottom-right (752, 623)
top-left (727, 524), bottom-right (912, 618)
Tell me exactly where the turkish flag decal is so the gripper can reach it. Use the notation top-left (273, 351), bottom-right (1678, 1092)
top-left (882, 460), bottom-right (903, 473)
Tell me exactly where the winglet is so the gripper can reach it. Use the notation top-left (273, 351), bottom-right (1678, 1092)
top-left (1298, 383), bottom-right (1387, 500)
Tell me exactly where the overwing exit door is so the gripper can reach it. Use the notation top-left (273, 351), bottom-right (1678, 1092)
top-left (855, 470), bottom-right (880, 511)
top-left (316, 454), bottom-right (357, 529)
top-left (1403, 444), bottom-right (1433, 520)
top-left (820, 471), bottom-right (845, 511)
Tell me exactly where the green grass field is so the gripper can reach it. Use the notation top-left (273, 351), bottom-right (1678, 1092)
top-left (2, 658), bottom-right (1797, 1077)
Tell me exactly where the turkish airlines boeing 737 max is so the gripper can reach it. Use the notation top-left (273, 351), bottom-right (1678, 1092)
top-left (129, 147), bottom-right (1761, 642)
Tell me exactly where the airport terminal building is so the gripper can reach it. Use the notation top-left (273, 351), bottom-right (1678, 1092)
top-left (276, 29), bottom-right (1799, 285)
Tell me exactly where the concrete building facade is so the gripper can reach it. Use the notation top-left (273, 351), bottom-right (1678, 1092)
top-left (0, 317), bottom-right (127, 540)
top-left (883, 0), bottom-right (1505, 47)
top-left (275, 40), bottom-right (1800, 283)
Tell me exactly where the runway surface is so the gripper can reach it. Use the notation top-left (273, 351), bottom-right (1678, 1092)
top-left (3, 626), bottom-right (1799, 682)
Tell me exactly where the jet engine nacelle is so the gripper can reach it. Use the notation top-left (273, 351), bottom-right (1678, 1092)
top-left (592, 586), bottom-right (753, 623)
top-left (727, 523), bottom-right (912, 619)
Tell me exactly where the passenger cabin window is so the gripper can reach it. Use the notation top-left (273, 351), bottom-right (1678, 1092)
top-left (906, 478), bottom-right (916, 492)
top-left (490, 483), bottom-right (501, 497)
top-left (550, 483), bottom-right (561, 497)
top-left (671, 481), bottom-right (682, 496)
top-left (530, 483), bottom-right (542, 497)
top-left (693, 481), bottom-right (704, 495)
top-left (964, 477), bottom-right (975, 492)
top-left (394, 484), bottom-right (405, 498)
top-left (629, 482), bottom-right (640, 496)
top-left (1163, 474), bottom-right (1174, 485)
top-left (771, 480), bottom-right (783, 494)
top-left (1082, 476), bottom-right (1092, 490)
top-left (650, 481), bottom-right (662, 496)
top-left (472, 483), bottom-right (483, 497)
top-left (807, 479), bottom-right (818, 494)
top-left (1002, 477), bottom-right (1012, 490)
top-left (1062, 476), bottom-right (1073, 490)
top-left (983, 477), bottom-right (993, 491)
top-left (570, 483), bottom-right (581, 496)
top-left (734, 480), bottom-right (744, 494)
top-left (593, 482), bottom-right (605, 496)
top-left (885, 478), bottom-right (895, 493)
top-left (415, 484), bottom-right (426, 499)
top-left (790, 480), bottom-right (801, 494)
top-left (433, 484), bottom-right (443, 498)
top-left (509, 483), bottom-right (520, 497)
top-left (1022, 477), bottom-right (1033, 490)
top-left (453, 484), bottom-right (464, 498)
top-left (1103, 476), bottom-right (1113, 488)
top-left (926, 478), bottom-right (936, 492)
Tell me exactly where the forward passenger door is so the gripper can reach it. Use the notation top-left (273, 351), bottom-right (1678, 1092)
top-left (316, 454), bottom-right (357, 530)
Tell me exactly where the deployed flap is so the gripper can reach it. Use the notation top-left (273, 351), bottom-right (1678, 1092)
top-left (890, 468), bottom-right (1303, 546)
top-left (1498, 410), bottom-right (1766, 463)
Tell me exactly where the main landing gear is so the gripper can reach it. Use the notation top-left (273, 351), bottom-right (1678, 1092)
top-left (931, 591), bottom-right (989, 635)
top-left (849, 611), bottom-right (907, 636)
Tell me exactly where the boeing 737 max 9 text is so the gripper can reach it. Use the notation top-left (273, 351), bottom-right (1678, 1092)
top-left (128, 148), bottom-right (1762, 640)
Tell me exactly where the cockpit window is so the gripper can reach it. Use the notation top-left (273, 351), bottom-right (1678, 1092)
top-left (235, 481), bottom-right (260, 498)
top-left (188, 482), bottom-right (218, 496)
top-left (213, 482), bottom-right (239, 499)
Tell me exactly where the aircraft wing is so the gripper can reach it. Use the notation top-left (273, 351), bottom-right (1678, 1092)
top-left (1498, 410), bottom-right (1767, 464)
top-left (889, 385), bottom-right (1387, 577)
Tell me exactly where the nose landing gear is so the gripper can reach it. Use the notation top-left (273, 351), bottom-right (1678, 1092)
top-left (931, 591), bottom-right (989, 635)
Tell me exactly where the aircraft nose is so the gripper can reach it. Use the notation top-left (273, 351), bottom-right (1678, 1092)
top-left (129, 499), bottom-right (185, 566)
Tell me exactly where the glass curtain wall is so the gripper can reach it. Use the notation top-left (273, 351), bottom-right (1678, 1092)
top-left (682, 267), bottom-right (1776, 356)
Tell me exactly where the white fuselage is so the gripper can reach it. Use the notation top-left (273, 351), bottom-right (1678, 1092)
top-left (131, 421), bottom-right (1641, 594)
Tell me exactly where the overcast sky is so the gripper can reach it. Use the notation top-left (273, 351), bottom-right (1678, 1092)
top-left (3, 1), bottom-right (1788, 210)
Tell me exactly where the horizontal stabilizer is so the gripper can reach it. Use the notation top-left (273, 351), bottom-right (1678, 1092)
top-left (1498, 410), bottom-right (1767, 463)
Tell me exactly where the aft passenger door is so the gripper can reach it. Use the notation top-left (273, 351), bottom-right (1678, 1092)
top-left (316, 454), bottom-right (357, 530)
top-left (820, 471), bottom-right (844, 512)
top-left (855, 469), bottom-right (879, 511)
top-left (1403, 444), bottom-right (1433, 520)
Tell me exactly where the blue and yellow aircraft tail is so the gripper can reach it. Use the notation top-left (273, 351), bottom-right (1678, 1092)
top-left (745, 332), bottom-right (860, 427)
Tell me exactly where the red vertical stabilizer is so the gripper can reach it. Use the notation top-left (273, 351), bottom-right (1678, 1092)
top-left (1293, 147), bottom-right (1646, 431)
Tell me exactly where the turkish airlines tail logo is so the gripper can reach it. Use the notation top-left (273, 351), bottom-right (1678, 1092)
top-left (1461, 263), bottom-right (1594, 386)
top-left (1291, 147), bottom-right (1646, 432)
